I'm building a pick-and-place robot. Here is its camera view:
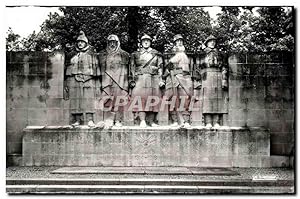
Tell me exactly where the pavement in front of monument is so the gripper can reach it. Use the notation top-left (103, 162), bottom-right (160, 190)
top-left (6, 167), bottom-right (295, 194)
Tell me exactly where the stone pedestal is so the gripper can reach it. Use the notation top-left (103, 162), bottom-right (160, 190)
top-left (22, 126), bottom-right (270, 167)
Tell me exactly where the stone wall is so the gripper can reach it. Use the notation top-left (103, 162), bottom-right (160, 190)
top-left (6, 51), bottom-right (295, 166)
top-left (6, 51), bottom-right (66, 163)
top-left (22, 126), bottom-right (270, 167)
top-left (228, 52), bottom-right (295, 156)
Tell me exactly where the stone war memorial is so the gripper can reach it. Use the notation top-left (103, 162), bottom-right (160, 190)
top-left (6, 6), bottom-right (295, 195)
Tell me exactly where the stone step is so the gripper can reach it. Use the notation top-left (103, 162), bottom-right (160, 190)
top-left (7, 178), bottom-right (294, 187)
top-left (6, 184), bottom-right (294, 194)
top-left (50, 166), bottom-right (239, 175)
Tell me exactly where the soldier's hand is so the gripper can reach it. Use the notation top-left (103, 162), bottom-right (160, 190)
top-left (129, 80), bottom-right (136, 88)
top-left (166, 62), bottom-right (174, 70)
top-left (159, 81), bottom-right (165, 88)
top-left (151, 66), bottom-right (158, 70)
top-left (64, 86), bottom-right (69, 93)
top-left (194, 81), bottom-right (202, 89)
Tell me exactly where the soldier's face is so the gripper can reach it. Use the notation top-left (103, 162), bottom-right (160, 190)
top-left (207, 40), bottom-right (216, 48)
top-left (77, 41), bottom-right (87, 49)
top-left (108, 40), bottom-right (118, 51)
top-left (141, 39), bottom-right (151, 49)
top-left (175, 39), bottom-right (183, 47)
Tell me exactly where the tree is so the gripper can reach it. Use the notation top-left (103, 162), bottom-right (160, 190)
top-left (212, 6), bottom-right (294, 53)
top-left (6, 27), bottom-right (21, 51)
top-left (7, 6), bottom-right (294, 53)
top-left (251, 7), bottom-right (294, 52)
top-left (23, 6), bottom-right (212, 53)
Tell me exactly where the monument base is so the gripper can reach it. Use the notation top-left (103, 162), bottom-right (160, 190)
top-left (22, 126), bottom-right (270, 167)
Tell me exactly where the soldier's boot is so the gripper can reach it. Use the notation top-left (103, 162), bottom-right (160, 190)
top-left (205, 114), bottom-right (213, 128)
top-left (150, 112), bottom-right (159, 127)
top-left (104, 111), bottom-right (115, 129)
top-left (170, 112), bottom-right (179, 127)
top-left (114, 112), bottom-right (123, 127)
top-left (139, 112), bottom-right (147, 128)
top-left (177, 112), bottom-right (185, 127)
top-left (71, 114), bottom-right (82, 126)
top-left (182, 112), bottom-right (191, 128)
top-left (213, 114), bottom-right (220, 128)
top-left (86, 113), bottom-right (95, 127)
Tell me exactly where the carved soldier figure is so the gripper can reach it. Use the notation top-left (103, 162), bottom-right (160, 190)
top-left (201, 35), bottom-right (228, 128)
top-left (164, 34), bottom-right (193, 127)
top-left (98, 34), bottom-right (130, 128)
top-left (65, 31), bottom-right (99, 127)
top-left (129, 34), bottom-right (164, 127)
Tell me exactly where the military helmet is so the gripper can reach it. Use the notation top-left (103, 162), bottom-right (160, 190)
top-left (107, 34), bottom-right (119, 41)
top-left (141, 34), bottom-right (152, 41)
top-left (204, 35), bottom-right (217, 46)
top-left (173, 34), bottom-right (184, 42)
top-left (77, 31), bottom-right (88, 43)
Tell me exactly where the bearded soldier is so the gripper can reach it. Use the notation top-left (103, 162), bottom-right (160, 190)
top-left (129, 34), bottom-right (164, 127)
top-left (98, 34), bottom-right (130, 128)
top-left (65, 31), bottom-right (99, 127)
top-left (201, 35), bottom-right (228, 128)
top-left (164, 34), bottom-right (193, 128)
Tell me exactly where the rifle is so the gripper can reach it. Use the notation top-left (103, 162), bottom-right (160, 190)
top-left (105, 71), bottom-right (129, 93)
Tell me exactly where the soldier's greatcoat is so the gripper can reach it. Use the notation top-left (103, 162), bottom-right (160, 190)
top-left (201, 47), bottom-right (228, 114)
top-left (130, 48), bottom-right (163, 112)
top-left (98, 39), bottom-right (130, 110)
top-left (165, 46), bottom-right (193, 105)
top-left (65, 45), bottom-right (99, 114)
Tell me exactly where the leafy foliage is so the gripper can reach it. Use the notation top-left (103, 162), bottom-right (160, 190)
top-left (212, 6), bottom-right (294, 53)
top-left (6, 6), bottom-right (294, 53)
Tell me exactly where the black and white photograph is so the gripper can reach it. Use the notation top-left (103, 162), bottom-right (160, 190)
top-left (3, 0), bottom-right (296, 196)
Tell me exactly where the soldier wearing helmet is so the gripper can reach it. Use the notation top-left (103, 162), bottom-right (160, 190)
top-left (201, 35), bottom-right (228, 128)
top-left (129, 34), bottom-right (164, 128)
top-left (98, 34), bottom-right (130, 128)
top-left (164, 34), bottom-right (193, 127)
top-left (64, 31), bottom-right (99, 127)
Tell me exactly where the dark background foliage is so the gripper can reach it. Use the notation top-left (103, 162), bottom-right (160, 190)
top-left (6, 6), bottom-right (294, 54)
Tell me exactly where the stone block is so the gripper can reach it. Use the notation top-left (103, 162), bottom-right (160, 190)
top-left (47, 86), bottom-right (64, 98)
top-left (46, 109), bottom-right (64, 121)
top-left (271, 132), bottom-right (293, 144)
top-left (8, 52), bottom-right (30, 63)
top-left (267, 121), bottom-right (283, 133)
top-left (6, 154), bottom-right (23, 166)
top-left (228, 108), bottom-right (247, 122)
top-left (27, 108), bottom-right (47, 120)
top-left (283, 100), bottom-right (294, 109)
top-left (258, 156), bottom-right (271, 167)
top-left (6, 119), bottom-right (28, 133)
top-left (210, 156), bottom-right (233, 167)
top-left (7, 62), bottom-right (25, 75)
top-left (7, 142), bottom-right (22, 154)
top-left (281, 120), bottom-right (294, 133)
top-left (8, 85), bottom-right (28, 98)
top-left (246, 53), bottom-right (265, 63)
top-left (27, 97), bottom-right (48, 109)
top-left (270, 155), bottom-right (290, 167)
top-left (246, 109), bottom-right (266, 127)
top-left (7, 95), bottom-right (29, 109)
top-left (6, 132), bottom-right (23, 145)
top-left (256, 133), bottom-right (270, 156)
top-left (233, 155), bottom-right (251, 168)
top-left (27, 119), bottom-right (47, 126)
top-left (229, 88), bottom-right (247, 109)
top-left (21, 127), bottom-right (271, 167)
top-left (10, 108), bottom-right (28, 121)
top-left (229, 120), bottom-right (247, 127)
